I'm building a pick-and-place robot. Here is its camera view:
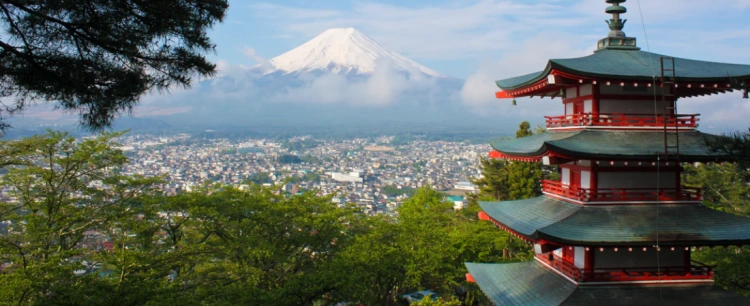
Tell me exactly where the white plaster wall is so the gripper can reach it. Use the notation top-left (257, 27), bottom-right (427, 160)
top-left (566, 88), bottom-right (578, 99)
top-left (580, 171), bottom-right (591, 189)
top-left (580, 84), bottom-right (593, 96)
top-left (599, 99), bottom-right (669, 114)
top-left (561, 168), bottom-right (571, 186)
top-left (594, 248), bottom-right (684, 269)
top-left (598, 172), bottom-right (676, 189)
top-left (574, 247), bottom-right (586, 268)
top-left (584, 100), bottom-right (592, 113)
top-left (554, 248), bottom-right (563, 257)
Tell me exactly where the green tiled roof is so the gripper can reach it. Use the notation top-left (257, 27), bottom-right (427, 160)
top-left (496, 71), bottom-right (544, 89)
top-left (480, 196), bottom-right (750, 246)
top-left (489, 130), bottom-right (726, 161)
top-left (479, 197), bottom-right (578, 236)
top-left (496, 49), bottom-right (750, 90)
top-left (563, 284), bottom-right (750, 305)
top-left (466, 261), bottom-right (750, 305)
top-left (466, 261), bottom-right (575, 306)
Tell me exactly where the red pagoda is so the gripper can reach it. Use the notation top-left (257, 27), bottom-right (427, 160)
top-left (465, 1), bottom-right (750, 304)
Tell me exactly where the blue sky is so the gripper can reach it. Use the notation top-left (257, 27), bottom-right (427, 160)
top-left (187, 0), bottom-right (750, 131)
top-left (15, 0), bottom-right (750, 132)
top-left (211, 0), bottom-right (750, 79)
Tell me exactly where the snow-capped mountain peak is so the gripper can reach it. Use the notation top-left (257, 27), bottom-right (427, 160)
top-left (269, 28), bottom-right (442, 77)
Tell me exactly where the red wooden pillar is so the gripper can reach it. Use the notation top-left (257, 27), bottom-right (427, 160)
top-left (590, 163), bottom-right (598, 201)
top-left (563, 246), bottom-right (575, 264)
top-left (592, 83), bottom-right (600, 123)
top-left (676, 164), bottom-right (682, 197)
top-left (584, 247), bottom-right (595, 281)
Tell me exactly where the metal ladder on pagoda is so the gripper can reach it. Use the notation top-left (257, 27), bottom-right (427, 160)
top-left (660, 57), bottom-right (679, 161)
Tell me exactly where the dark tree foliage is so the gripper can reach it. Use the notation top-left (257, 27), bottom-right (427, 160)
top-left (473, 121), bottom-right (543, 201)
top-left (472, 157), bottom-right (511, 200)
top-left (707, 129), bottom-right (750, 171)
top-left (278, 154), bottom-right (302, 164)
top-left (0, 0), bottom-right (228, 130)
top-left (515, 121), bottom-right (533, 138)
top-left (686, 129), bottom-right (750, 296)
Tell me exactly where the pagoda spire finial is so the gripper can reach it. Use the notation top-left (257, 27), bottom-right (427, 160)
top-left (595, 0), bottom-right (639, 52)
top-left (605, 0), bottom-right (627, 37)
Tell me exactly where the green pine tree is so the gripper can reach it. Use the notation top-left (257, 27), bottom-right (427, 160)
top-left (473, 121), bottom-right (544, 201)
top-left (0, 1), bottom-right (228, 130)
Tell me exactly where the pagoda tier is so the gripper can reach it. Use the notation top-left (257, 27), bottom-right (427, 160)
top-left (474, 194), bottom-right (750, 285)
top-left (488, 130), bottom-right (726, 163)
top-left (494, 49), bottom-right (750, 101)
top-left (465, 262), bottom-right (749, 305)
top-left (478, 197), bottom-right (750, 247)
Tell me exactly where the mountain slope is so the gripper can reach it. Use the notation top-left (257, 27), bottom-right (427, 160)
top-left (269, 28), bottom-right (442, 77)
top-left (122, 28), bottom-right (497, 131)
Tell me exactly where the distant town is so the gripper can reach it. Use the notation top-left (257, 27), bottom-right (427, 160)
top-left (115, 133), bottom-right (485, 215)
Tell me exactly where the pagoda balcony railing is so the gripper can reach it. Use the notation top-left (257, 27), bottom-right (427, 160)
top-left (541, 180), bottom-right (702, 203)
top-left (537, 253), bottom-right (713, 283)
top-left (544, 113), bottom-right (699, 129)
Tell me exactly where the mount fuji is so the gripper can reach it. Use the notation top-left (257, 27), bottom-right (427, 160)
top-left (129, 28), bottom-right (495, 131)
top-left (269, 28), bottom-right (442, 77)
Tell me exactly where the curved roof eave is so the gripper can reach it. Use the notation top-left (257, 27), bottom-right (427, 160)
top-left (495, 64), bottom-right (553, 90)
top-left (480, 196), bottom-right (750, 246)
top-left (495, 49), bottom-right (750, 91)
top-left (467, 261), bottom-right (750, 305)
top-left (489, 130), bottom-right (730, 162)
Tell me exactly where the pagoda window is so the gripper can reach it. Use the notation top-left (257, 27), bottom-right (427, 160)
top-left (599, 99), bottom-right (674, 115)
top-left (597, 172), bottom-right (677, 189)
top-left (594, 248), bottom-right (685, 270)
top-left (560, 162), bottom-right (593, 189)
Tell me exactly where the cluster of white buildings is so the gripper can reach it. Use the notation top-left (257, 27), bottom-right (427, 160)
top-left (109, 133), bottom-right (485, 215)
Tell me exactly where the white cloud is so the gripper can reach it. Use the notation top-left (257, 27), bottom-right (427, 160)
top-left (139, 0), bottom-right (750, 131)
top-left (241, 47), bottom-right (274, 72)
top-left (460, 31), bottom-right (593, 120)
top-left (248, 1), bottom-right (585, 61)
top-left (679, 91), bottom-right (750, 133)
top-left (263, 58), bottom-right (441, 107)
top-left (139, 57), bottom-right (448, 118)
